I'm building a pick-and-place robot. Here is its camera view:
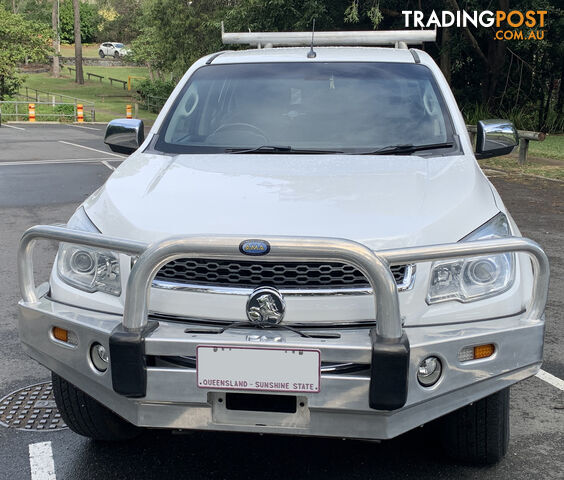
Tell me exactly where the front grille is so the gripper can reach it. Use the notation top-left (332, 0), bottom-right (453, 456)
top-left (154, 258), bottom-right (410, 290)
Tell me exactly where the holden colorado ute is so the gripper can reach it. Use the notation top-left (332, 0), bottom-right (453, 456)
top-left (17, 29), bottom-right (549, 465)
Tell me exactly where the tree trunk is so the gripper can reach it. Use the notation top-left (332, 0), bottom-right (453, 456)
top-left (51, 0), bottom-right (60, 78)
top-left (483, 0), bottom-right (508, 104)
top-left (73, 0), bottom-right (84, 85)
top-left (440, 28), bottom-right (451, 85)
top-left (556, 60), bottom-right (564, 119)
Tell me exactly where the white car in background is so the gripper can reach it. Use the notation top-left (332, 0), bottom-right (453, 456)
top-left (98, 42), bottom-right (128, 58)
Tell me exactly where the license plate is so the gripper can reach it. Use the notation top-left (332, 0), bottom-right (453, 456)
top-left (196, 345), bottom-right (321, 393)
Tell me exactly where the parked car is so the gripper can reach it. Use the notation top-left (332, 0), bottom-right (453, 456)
top-left (18, 29), bottom-right (549, 465)
top-left (98, 42), bottom-right (128, 58)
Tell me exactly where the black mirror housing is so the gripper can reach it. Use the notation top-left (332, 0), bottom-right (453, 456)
top-left (104, 119), bottom-right (145, 155)
top-left (475, 119), bottom-right (518, 159)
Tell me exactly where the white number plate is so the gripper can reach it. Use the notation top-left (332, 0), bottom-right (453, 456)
top-left (197, 346), bottom-right (321, 393)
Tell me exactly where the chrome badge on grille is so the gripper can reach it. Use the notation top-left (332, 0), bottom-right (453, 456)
top-left (246, 287), bottom-right (285, 325)
top-left (239, 239), bottom-right (270, 256)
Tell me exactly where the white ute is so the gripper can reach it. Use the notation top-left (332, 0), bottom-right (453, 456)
top-left (18, 30), bottom-right (549, 465)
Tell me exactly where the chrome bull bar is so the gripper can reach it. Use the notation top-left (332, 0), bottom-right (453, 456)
top-left (18, 225), bottom-right (550, 409)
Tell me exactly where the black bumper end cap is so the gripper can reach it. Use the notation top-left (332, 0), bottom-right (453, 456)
top-left (369, 331), bottom-right (410, 411)
top-left (109, 321), bottom-right (158, 398)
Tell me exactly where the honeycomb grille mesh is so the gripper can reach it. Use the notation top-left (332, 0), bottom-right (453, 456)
top-left (155, 259), bottom-right (407, 289)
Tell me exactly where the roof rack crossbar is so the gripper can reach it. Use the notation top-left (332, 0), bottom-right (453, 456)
top-left (221, 25), bottom-right (436, 47)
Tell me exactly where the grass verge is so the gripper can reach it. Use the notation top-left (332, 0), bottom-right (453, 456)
top-left (528, 135), bottom-right (564, 161)
top-left (22, 68), bottom-right (158, 123)
top-left (479, 135), bottom-right (563, 181)
top-left (479, 157), bottom-right (564, 181)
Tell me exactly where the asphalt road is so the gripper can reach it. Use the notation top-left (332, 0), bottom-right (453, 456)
top-left (0, 124), bottom-right (562, 480)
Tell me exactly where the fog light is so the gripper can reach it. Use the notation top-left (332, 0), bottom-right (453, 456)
top-left (90, 343), bottom-right (109, 372)
top-left (417, 356), bottom-right (442, 387)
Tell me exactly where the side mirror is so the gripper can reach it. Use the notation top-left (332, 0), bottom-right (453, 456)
top-left (104, 119), bottom-right (144, 155)
top-left (475, 119), bottom-right (518, 159)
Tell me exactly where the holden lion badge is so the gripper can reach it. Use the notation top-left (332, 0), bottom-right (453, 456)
top-left (246, 287), bottom-right (286, 325)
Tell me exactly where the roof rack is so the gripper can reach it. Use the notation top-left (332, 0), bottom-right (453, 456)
top-left (221, 24), bottom-right (436, 49)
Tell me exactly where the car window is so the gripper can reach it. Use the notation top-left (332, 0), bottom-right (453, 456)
top-left (158, 62), bottom-right (455, 154)
top-left (115, 43), bottom-right (124, 48)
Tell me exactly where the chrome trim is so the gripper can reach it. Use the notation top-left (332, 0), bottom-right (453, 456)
top-left (150, 264), bottom-right (416, 296)
top-left (104, 118), bottom-right (144, 154)
top-left (149, 312), bottom-right (376, 329)
top-left (19, 226), bottom-right (549, 341)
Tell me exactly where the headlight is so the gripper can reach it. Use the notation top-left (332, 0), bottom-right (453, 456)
top-left (427, 213), bottom-right (515, 304)
top-left (56, 208), bottom-right (122, 296)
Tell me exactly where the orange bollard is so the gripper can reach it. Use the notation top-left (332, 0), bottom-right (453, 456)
top-left (76, 104), bottom-right (84, 123)
top-left (28, 103), bottom-right (36, 122)
top-left (126, 104), bottom-right (132, 119)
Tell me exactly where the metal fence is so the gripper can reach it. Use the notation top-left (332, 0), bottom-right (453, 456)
top-left (18, 86), bottom-right (94, 109)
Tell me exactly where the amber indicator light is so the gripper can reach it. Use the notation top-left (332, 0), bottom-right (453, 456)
top-left (473, 344), bottom-right (495, 359)
top-left (52, 327), bottom-right (69, 343)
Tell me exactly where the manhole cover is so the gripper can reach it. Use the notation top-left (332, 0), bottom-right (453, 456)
top-left (0, 382), bottom-right (67, 431)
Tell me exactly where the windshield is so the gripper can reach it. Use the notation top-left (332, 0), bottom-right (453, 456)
top-left (157, 62), bottom-right (455, 154)
top-left (114, 43), bottom-right (124, 48)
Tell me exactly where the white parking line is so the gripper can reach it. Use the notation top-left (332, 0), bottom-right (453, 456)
top-left (66, 124), bottom-right (102, 131)
top-left (536, 369), bottom-right (564, 391)
top-left (29, 441), bottom-right (56, 480)
top-left (101, 160), bottom-right (116, 171)
top-left (58, 140), bottom-right (126, 158)
top-left (2, 124), bottom-right (26, 131)
top-left (0, 157), bottom-right (122, 167)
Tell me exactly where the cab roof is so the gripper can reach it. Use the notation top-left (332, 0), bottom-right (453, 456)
top-left (209, 47), bottom-right (418, 65)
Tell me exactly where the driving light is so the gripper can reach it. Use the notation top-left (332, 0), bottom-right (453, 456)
top-left (417, 356), bottom-right (442, 387)
top-left (427, 213), bottom-right (515, 304)
top-left (90, 343), bottom-right (109, 372)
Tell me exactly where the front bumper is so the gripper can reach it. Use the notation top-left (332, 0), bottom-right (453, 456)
top-left (17, 226), bottom-right (549, 440)
top-left (19, 294), bottom-right (544, 440)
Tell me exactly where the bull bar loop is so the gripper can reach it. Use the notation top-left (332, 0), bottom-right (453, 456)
top-left (18, 225), bottom-right (550, 340)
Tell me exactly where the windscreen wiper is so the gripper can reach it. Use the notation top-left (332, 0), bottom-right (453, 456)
top-left (226, 145), bottom-right (344, 154)
top-left (356, 142), bottom-right (454, 155)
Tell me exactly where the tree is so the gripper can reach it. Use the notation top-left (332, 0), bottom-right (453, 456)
top-left (59, 0), bottom-right (100, 43)
top-left (96, 0), bottom-right (142, 43)
top-left (72, 0), bottom-right (83, 84)
top-left (128, 0), bottom-right (563, 132)
top-left (0, 5), bottom-right (52, 99)
top-left (51, 0), bottom-right (60, 77)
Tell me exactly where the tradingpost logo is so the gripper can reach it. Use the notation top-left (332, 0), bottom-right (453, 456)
top-left (402, 10), bottom-right (547, 40)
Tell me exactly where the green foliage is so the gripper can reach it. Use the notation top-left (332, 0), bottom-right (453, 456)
top-left (0, 4), bottom-right (52, 99)
top-left (53, 103), bottom-right (75, 117)
top-left (130, 0), bottom-right (229, 79)
top-left (344, 0), bottom-right (383, 28)
top-left (134, 78), bottom-right (175, 112)
top-left (462, 103), bottom-right (564, 134)
top-left (59, 0), bottom-right (101, 43)
top-left (96, 0), bottom-right (143, 43)
top-left (224, 0), bottom-right (340, 32)
top-left (134, 78), bottom-right (174, 99)
top-left (15, 0), bottom-right (52, 25)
